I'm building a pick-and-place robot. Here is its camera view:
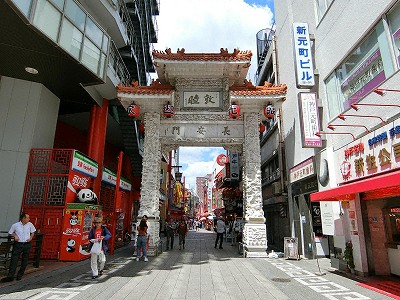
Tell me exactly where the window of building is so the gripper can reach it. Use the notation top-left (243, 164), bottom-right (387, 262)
top-left (388, 3), bottom-right (400, 67)
top-left (59, 19), bottom-right (82, 60)
top-left (384, 208), bottom-right (400, 244)
top-left (11, 0), bottom-right (33, 17)
top-left (33, 0), bottom-right (62, 42)
top-left (315, 0), bottom-right (334, 23)
top-left (324, 17), bottom-right (397, 120)
top-left (65, 0), bottom-right (85, 31)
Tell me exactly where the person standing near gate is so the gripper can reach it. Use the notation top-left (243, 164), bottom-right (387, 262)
top-left (214, 216), bottom-right (226, 249)
top-left (165, 219), bottom-right (176, 250)
top-left (1, 213), bottom-right (36, 282)
top-left (178, 219), bottom-right (188, 250)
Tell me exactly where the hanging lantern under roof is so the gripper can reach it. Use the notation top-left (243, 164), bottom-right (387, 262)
top-left (264, 103), bottom-right (276, 119)
top-left (228, 103), bottom-right (241, 119)
top-left (163, 102), bottom-right (174, 117)
top-left (259, 123), bottom-right (266, 133)
top-left (127, 102), bottom-right (140, 118)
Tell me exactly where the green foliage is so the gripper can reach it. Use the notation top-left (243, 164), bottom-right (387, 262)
top-left (343, 242), bottom-right (355, 269)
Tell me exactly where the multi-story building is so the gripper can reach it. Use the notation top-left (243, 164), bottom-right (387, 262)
top-left (258, 0), bottom-right (400, 275)
top-left (0, 0), bottom-right (158, 256)
top-left (256, 24), bottom-right (291, 253)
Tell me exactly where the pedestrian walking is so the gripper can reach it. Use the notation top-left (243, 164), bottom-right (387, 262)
top-left (1, 213), bottom-right (36, 282)
top-left (89, 216), bottom-right (112, 279)
top-left (178, 220), bottom-right (188, 250)
top-left (166, 219), bottom-right (176, 250)
top-left (136, 218), bottom-right (148, 261)
top-left (214, 216), bottom-right (226, 249)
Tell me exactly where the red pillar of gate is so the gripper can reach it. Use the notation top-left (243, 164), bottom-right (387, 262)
top-left (88, 99), bottom-right (109, 197)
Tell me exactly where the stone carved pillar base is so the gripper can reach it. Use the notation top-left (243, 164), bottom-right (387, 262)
top-left (243, 222), bottom-right (268, 257)
top-left (144, 218), bottom-right (160, 257)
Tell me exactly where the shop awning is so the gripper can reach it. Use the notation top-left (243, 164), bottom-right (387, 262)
top-left (310, 170), bottom-right (400, 202)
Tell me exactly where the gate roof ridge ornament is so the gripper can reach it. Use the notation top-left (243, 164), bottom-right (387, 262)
top-left (152, 48), bottom-right (253, 61)
top-left (230, 79), bottom-right (287, 96)
top-left (117, 79), bottom-right (174, 95)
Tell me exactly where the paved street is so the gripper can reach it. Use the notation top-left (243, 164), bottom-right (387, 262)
top-left (0, 229), bottom-right (394, 300)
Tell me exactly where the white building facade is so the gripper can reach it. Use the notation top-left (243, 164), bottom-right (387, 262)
top-left (261, 0), bottom-right (400, 275)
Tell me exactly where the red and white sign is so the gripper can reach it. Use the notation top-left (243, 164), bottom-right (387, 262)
top-left (216, 154), bottom-right (228, 166)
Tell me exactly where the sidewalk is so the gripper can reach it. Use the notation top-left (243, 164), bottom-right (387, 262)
top-left (0, 229), bottom-right (395, 300)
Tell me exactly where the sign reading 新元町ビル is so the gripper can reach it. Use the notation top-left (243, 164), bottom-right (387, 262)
top-left (293, 22), bottom-right (315, 87)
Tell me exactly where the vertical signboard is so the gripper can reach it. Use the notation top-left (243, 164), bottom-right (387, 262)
top-left (299, 92), bottom-right (322, 148)
top-left (229, 152), bottom-right (240, 181)
top-left (293, 22), bottom-right (315, 87)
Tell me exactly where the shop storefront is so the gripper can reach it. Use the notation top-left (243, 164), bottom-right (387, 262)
top-left (290, 157), bottom-right (329, 259)
top-left (311, 121), bottom-right (400, 275)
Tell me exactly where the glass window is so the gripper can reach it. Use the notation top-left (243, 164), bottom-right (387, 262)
top-left (325, 20), bottom-right (396, 118)
top-left (11, 0), bottom-right (33, 17)
top-left (102, 35), bottom-right (109, 53)
top-left (315, 0), bottom-right (335, 23)
top-left (51, 0), bottom-right (65, 10)
top-left (388, 2), bottom-right (400, 66)
top-left (33, 0), bottom-right (61, 42)
top-left (384, 208), bottom-right (400, 243)
top-left (65, 0), bottom-right (85, 31)
top-left (99, 53), bottom-right (106, 78)
top-left (325, 73), bottom-right (343, 119)
top-left (59, 19), bottom-right (82, 60)
top-left (82, 37), bottom-right (100, 74)
top-left (86, 17), bottom-right (103, 48)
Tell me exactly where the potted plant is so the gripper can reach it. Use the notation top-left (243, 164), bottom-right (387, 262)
top-left (343, 241), bottom-right (355, 272)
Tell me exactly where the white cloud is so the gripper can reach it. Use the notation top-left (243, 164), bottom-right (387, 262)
top-left (155, 0), bottom-right (274, 82)
top-left (178, 147), bottom-right (225, 190)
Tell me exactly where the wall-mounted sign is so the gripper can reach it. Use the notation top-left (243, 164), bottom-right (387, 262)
top-left (102, 167), bottom-right (131, 191)
top-left (290, 157), bottom-right (315, 183)
top-left (71, 150), bottom-right (98, 178)
top-left (335, 121), bottom-right (400, 184)
top-left (183, 91), bottom-right (220, 108)
top-left (229, 153), bottom-right (240, 181)
top-left (293, 22), bottom-right (315, 87)
top-left (216, 154), bottom-right (228, 166)
top-left (299, 92), bottom-right (321, 147)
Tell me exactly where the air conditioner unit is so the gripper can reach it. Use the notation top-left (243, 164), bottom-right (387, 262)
top-left (271, 182), bottom-right (282, 195)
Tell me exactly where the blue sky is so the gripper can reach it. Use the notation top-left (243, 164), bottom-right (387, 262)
top-left (245, 0), bottom-right (274, 13)
top-left (155, 0), bottom-right (274, 192)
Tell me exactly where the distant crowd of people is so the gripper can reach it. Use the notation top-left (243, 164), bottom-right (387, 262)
top-left (1, 212), bottom-right (241, 284)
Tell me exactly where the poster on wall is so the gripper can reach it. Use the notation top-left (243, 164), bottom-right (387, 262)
top-left (66, 151), bottom-right (98, 203)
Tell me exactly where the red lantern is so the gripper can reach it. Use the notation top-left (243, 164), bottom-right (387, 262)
top-left (264, 103), bottom-right (276, 119)
top-left (127, 103), bottom-right (140, 118)
top-left (259, 123), bottom-right (266, 133)
top-left (229, 103), bottom-right (241, 119)
top-left (138, 123), bottom-right (145, 133)
top-left (163, 102), bottom-right (174, 117)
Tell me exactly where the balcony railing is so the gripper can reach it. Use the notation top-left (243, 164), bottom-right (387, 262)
top-left (109, 41), bottom-right (131, 85)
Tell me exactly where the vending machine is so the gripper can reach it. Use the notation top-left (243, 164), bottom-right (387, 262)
top-left (59, 203), bottom-right (102, 261)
